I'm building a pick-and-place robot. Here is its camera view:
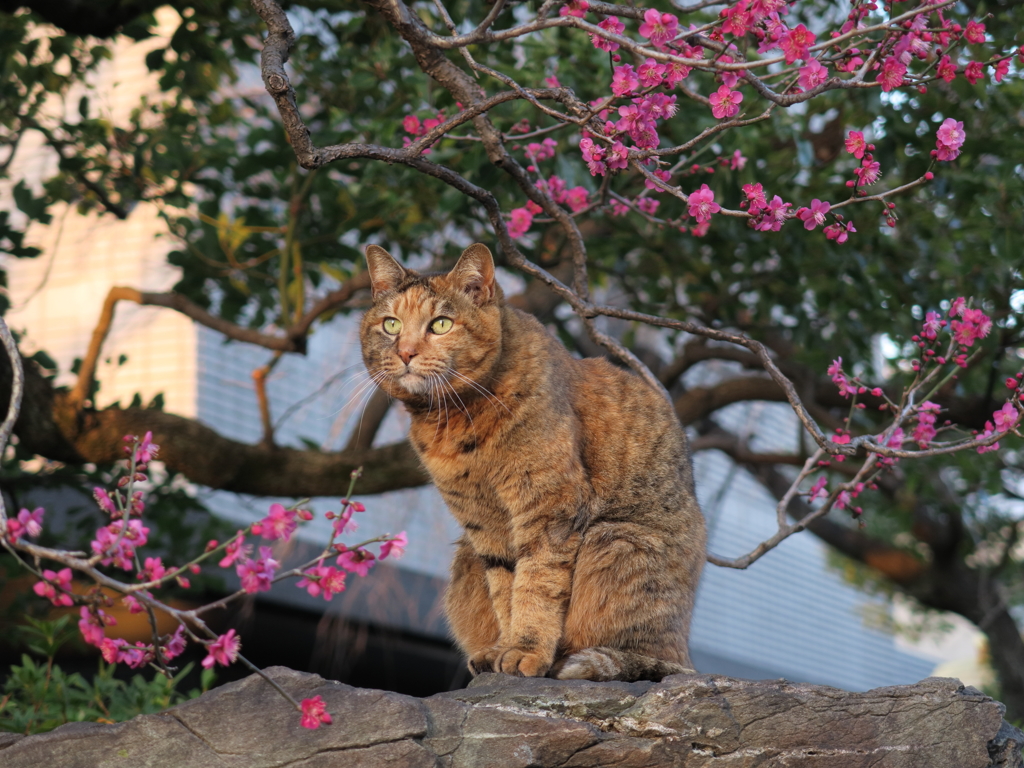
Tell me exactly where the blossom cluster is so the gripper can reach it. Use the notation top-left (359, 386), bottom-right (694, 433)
top-left (448, 0), bottom-right (1013, 243)
top-left (8, 433), bottom-right (409, 731)
top-left (809, 297), bottom-right (1022, 523)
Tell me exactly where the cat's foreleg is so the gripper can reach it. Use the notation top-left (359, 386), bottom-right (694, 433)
top-left (488, 532), bottom-right (581, 678)
top-left (445, 538), bottom-right (501, 669)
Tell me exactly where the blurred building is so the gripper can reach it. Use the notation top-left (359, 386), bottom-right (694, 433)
top-left (0, 11), bottom-right (951, 695)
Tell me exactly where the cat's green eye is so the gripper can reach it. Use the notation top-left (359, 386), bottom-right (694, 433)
top-left (383, 318), bottom-right (402, 335)
top-left (430, 317), bottom-right (454, 335)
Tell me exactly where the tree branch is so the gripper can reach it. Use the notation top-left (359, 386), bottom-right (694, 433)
top-left (1, 343), bottom-right (427, 498)
top-left (70, 275), bottom-right (372, 407)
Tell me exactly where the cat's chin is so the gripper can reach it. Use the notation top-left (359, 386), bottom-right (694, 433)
top-left (397, 373), bottom-right (430, 395)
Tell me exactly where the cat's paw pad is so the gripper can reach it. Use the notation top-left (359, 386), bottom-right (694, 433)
top-left (497, 648), bottom-right (551, 678)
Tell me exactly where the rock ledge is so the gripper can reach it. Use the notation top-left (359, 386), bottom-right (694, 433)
top-left (1, 667), bottom-right (1020, 767)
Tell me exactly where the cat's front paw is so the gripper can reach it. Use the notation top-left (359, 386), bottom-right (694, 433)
top-left (467, 647), bottom-right (502, 675)
top-left (496, 647), bottom-right (552, 678)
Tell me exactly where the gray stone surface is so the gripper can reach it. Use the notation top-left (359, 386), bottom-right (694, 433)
top-left (0, 667), bottom-right (1020, 767)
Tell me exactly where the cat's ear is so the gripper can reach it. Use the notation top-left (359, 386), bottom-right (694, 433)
top-left (365, 245), bottom-right (407, 296)
top-left (449, 243), bottom-right (496, 305)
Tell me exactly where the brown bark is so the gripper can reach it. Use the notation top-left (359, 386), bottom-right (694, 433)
top-left (0, 351), bottom-right (426, 497)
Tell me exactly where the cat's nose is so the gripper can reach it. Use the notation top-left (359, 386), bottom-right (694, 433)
top-left (399, 350), bottom-right (418, 364)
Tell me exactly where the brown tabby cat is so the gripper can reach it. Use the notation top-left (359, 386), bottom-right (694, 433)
top-left (360, 243), bottom-right (706, 682)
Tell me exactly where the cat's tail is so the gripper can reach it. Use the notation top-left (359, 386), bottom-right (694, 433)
top-left (550, 647), bottom-right (694, 683)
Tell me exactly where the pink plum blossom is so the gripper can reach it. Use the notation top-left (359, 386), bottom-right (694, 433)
top-left (993, 403), bottom-right (1020, 433)
top-left (219, 533), bottom-right (251, 568)
top-left (33, 568), bottom-right (74, 607)
top-left (687, 184), bottom-right (720, 223)
top-left (202, 629), bottom-right (241, 669)
top-left (937, 55), bottom-right (957, 83)
top-left (823, 220), bottom-right (856, 243)
top-left (559, 0), bottom-right (588, 17)
top-left (797, 199), bottom-right (830, 230)
top-left (91, 519), bottom-right (150, 570)
top-left (913, 402), bottom-right (942, 447)
top-left (79, 606), bottom-right (114, 648)
top-left (237, 546), bottom-right (280, 593)
top-left (259, 503), bottom-right (298, 542)
top-left (5, 507), bottom-right (44, 541)
top-left (935, 118), bottom-right (965, 162)
top-left (637, 58), bottom-right (666, 88)
top-left (951, 307), bottom-right (992, 347)
top-left (854, 158), bottom-right (881, 186)
top-left (716, 54), bottom-right (740, 88)
top-left (645, 169), bottom-right (673, 192)
top-left (637, 93), bottom-right (677, 121)
top-left (123, 594), bottom-right (145, 614)
top-left (638, 9), bottom-right (679, 47)
top-left (332, 506), bottom-right (358, 535)
top-left (611, 64), bottom-right (640, 97)
top-left (337, 547), bottom-right (376, 577)
top-left (978, 421), bottom-right (1001, 454)
top-left (798, 59), bottom-right (828, 90)
top-left (141, 556), bottom-right (166, 582)
top-left (301, 696), bottom-right (333, 729)
top-left (964, 20), bottom-right (986, 44)
top-left (402, 115), bottom-right (421, 135)
top-left (809, 476), bottom-right (828, 501)
top-left (729, 150), bottom-right (747, 170)
top-left (709, 86), bottom-right (743, 119)
top-left (592, 17), bottom-right (623, 52)
top-left (508, 207), bottom-right (533, 238)
top-left (605, 141), bottom-right (629, 171)
top-left (845, 130), bottom-right (867, 159)
top-left (780, 24), bottom-right (816, 63)
top-left (298, 564), bottom-right (348, 600)
top-left (94, 488), bottom-right (117, 515)
top-left (636, 197), bottom-right (660, 215)
top-left (380, 531), bottom-right (408, 560)
top-left (964, 61), bottom-right (985, 85)
top-left (720, 4), bottom-right (753, 37)
top-left (878, 57), bottom-right (906, 92)
top-left (754, 195), bottom-right (791, 231)
top-left (921, 311), bottom-right (942, 340)
top-left (827, 358), bottom-right (859, 398)
top-left (741, 182), bottom-right (767, 214)
top-left (565, 187), bottom-right (589, 212)
top-left (134, 431), bottom-right (159, 464)
top-left (164, 625), bottom-right (187, 660)
top-left (662, 60), bottom-right (690, 87)
top-left (994, 59), bottom-right (1010, 83)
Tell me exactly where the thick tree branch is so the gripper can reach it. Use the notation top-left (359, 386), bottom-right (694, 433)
top-left (1, 345), bottom-right (426, 497)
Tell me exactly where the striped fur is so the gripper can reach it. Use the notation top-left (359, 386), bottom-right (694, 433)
top-left (360, 243), bottom-right (706, 682)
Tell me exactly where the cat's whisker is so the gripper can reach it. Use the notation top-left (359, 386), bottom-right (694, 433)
top-left (349, 371), bottom-right (391, 448)
top-left (439, 374), bottom-right (452, 444)
top-left (429, 373), bottom-right (446, 445)
top-left (323, 369), bottom-right (380, 420)
top-left (448, 369), bottom-right (511, 415)
top-left (440, 374), bottom-right (477, 440)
